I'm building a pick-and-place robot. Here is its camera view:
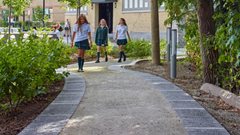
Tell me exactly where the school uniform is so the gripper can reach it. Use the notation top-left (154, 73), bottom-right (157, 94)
top-left (95, 26), bottom-right (109, 63)
top-left (73, 23), bottom-right (91, 72)
top-left (73, 23), bottom-right (91, 50)
top-left (116, 24), bottom-right (129, 62)
top-left (116, 25), bottom-right (128, 45)
top-left (95, 26), bottom-right (108, 46)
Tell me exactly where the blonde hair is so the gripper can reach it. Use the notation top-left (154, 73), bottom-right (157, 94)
top-left (99, 19), bottom-right (108, 27)
top-left (77, 14), bottom-right (89, 31)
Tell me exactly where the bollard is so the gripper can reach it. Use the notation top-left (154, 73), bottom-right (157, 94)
top-left (171, 29), bottom-right (177, 79)
top-left (166, 27), bottom-right (172, 62)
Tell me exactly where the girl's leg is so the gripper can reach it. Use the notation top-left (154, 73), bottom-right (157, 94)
top-left (104, 46), bottom-right (108, 62)
top-left (80, 49), bottom-right (85, 71)
top-left (118, 45), bottom-right (123, 62)
top-left (95, 46), bottom-right (101, 63)
top-left (122, 45), bottom-right (126, 61)
top-left (77, 49), bottom-right (82, 71)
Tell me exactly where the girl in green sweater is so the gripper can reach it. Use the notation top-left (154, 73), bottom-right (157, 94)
top-left (95, 19), bottom-right (109, 63)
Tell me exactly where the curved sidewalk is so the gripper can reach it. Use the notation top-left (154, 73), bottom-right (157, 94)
top-left (19, 73), bottom-right (86, 135)
top-left (60, 61), bottom-right (230, 135)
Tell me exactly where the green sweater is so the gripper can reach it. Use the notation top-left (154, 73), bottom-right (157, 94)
top-left (95, 26), bottom-right (108, 44)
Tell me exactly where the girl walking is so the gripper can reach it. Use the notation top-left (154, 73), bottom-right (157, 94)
top-left (95, 19), bottom-right (109, 63)
top-left (71, 14), bottom-right (92, 72)
top-left (115, 18), bottom-right (131, 63)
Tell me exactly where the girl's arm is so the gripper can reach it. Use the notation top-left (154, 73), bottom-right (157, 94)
top-left (115, 31), bottom-right (118, 41)
top-left (95, 28), bottom-right (99, 44)
top-left (88, 32), bottom-right (92, 47)
top-left (106, 28), bottom-right (109, 45)
top-left (71, 32), bottom-right (76, 48)
top-left (127, 31), bottom-right (131, 41)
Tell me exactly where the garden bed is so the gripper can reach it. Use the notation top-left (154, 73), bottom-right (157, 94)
top-left (0, 80), bottom-right (64, 135)
top-left (126, 60), bottom-right (240, 135)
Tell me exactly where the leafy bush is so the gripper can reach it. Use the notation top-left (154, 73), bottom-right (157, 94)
top-left (85, 41), bottom-right (119, 59)
top-left (0, 34), bottom-right (71, 111)
top-left (125, 39), bottom-right (166, 59)
top-left (184, 13), bottom-right (202, 74)
top-left (125, 40), bottom-right (151, 58)
top-left (214, 4), bottom-right (240, 93)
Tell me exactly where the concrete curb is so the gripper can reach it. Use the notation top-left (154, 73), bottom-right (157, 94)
top-left (18, 73), bottom-right (86, 135)
top-left (119, 60), bottom-right (230, 135)
top-left (200, 83), bottom-right (240, 110)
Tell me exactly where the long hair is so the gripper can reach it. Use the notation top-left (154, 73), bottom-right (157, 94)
top-left (99, 19), bottom-right (108, 28)
top-left (119, 18), bottom-right (127, 26)
top-left (77, 14), bottom-right (89, 32)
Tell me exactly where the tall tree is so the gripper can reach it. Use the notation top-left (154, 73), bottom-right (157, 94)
top-left (159, 0), bottom-right (218, 84)
top-left (151, 0), bottom-right (160, 65)
top-left (197, 0), bottom-right (218, 84)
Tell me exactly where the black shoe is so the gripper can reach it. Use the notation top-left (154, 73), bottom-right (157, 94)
top-left (118, 59), bottom-right (122, 63)
top-left (105, 57), bottom-right (108, 62)
top-left (95, 60), bottom-right (100, 63)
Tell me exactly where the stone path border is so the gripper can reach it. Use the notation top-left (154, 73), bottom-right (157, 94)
top-left (18, 73), bottom-right (86, 135)
top-left (201, 83), bottom-right (240, 110)
top-left (112, 61), bottom-right (230, 135)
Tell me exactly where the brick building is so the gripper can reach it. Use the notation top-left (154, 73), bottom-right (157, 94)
top-left (0, 0), bottom-right (66, 23)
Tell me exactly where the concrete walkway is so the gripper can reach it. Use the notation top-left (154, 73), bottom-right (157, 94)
top-left (19, 60), bottom-right (230, 135)
top-left (60, 60), bottom-right (229, 135)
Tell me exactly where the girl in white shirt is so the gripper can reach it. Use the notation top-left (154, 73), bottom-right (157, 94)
top-left (115, 18), bottom-right (131, 63)
top-left (71, 14), bottom-right (92, 72)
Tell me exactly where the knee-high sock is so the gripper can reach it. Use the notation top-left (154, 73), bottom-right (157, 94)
top-left (105, 52), bottom-right (108, 57)
top-left (97, 52), bottom-right (100, 60)
top-left (119, 52), bottom-right (123, 60)
top-left (122, 51), bottom-right (126, 57)
top-left (81, 59), bottom-right (85, 70)
top-left (78, 57), bottom-right (82, 69)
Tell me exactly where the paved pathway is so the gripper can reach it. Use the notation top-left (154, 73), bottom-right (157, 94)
top-left (60, 60), bottom-right (229, 135)
top-left (19, 73), bottom-right (86, 135)
top-left (19, 60), bottom-right (230, 135)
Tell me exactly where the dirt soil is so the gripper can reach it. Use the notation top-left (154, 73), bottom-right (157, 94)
top-left (0, 80), bottom-right (64, 135)
top-left (126, 60), bottom-right (240, 135)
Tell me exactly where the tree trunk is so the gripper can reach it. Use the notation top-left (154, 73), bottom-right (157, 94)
top-left (43, 0), bottom-right (45, 27)
top-left (151, 0), bottom-right (160, 65)
top-left (77, 0), bottom-right (81, 19)
top-left (197, 0), bottom-right (218, 84)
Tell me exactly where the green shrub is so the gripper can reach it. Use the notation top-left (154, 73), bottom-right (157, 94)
top-left (125, 40), bottom-right (151, 58)
top-left (0, 34), bottom-right (71, 111)
top-left (125, 39), bottom-right (166, 59)
top-left (85, 41), bottom-right (119, 59)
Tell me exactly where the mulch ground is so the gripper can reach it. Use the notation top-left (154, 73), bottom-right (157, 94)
top-left (126, 60), bottom-right (240, 135)
top-left (0, 80), bottom-right (64, 135)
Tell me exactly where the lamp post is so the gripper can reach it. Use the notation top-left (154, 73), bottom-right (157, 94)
top-left (8, 0), bottom-right (12, 35)
top-left (28, 9), bottom-right (30, 30)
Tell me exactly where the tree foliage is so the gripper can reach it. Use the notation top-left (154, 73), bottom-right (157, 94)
top-left (58, 0), bottom-right (90, 8)
top-left (159, 0), bottom-right (240, 93)
top-left (2, 0), bottom-right (31, 15)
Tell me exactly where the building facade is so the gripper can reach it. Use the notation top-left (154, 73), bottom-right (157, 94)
top-left (65, 0), bottom-right (171, 40)
top-left (0, 0), bottom-right (66, 24)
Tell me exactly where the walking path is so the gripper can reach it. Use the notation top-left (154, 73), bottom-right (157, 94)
top-left (19, 60), bottom-right (230, 135)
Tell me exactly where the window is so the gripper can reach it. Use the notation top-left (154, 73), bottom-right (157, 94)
top-left (123, 0), bottom-right (165, 12)
top-left (67, 6), bottom-right (88, 13)
top-left (123, 0), bottom-right (150, 11)
top-left (2, 10), bottom-right (19, 22)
